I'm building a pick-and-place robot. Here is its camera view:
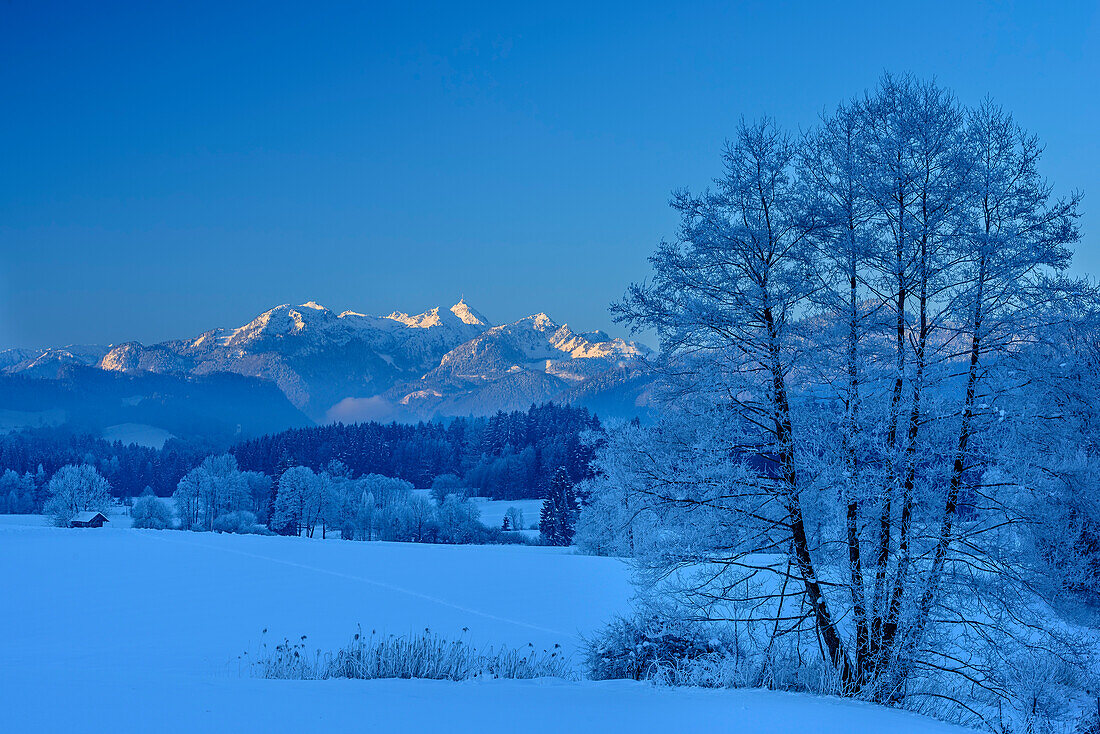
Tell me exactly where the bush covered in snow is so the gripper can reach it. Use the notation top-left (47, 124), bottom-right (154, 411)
top-left (212, 510), bottom-right (271, 535)
top-left (584, 615), bottom-right (847, 697)
top-left (583, 615), bottom-right (730, 682)
top-left (131, 494), bottom-right (173, 529)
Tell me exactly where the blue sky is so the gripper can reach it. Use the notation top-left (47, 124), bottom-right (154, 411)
top-left (1, 1), bottom-right (1097, 350)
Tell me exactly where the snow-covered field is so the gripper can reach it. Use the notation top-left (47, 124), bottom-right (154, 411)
top-left (0, 516), bottom-right (974, 733)
top-left (102, 422), bottom-right (176, 448)
top-left (469, 496), bottom-right (543, 531)
top-left (410, 490), bottom-right (543, 534)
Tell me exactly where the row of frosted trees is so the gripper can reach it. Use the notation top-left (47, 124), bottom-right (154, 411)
top-left (28, 452), bottom-right (554, 546)
top-left (165, 455), bottom-right (484, 543)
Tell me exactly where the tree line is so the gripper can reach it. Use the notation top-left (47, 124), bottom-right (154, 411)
top-left (231, 403), bottom-right (601, 499)
top-left (0, 403), bottom-right (603, 507)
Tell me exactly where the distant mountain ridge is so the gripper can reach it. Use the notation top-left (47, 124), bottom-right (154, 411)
top-left (2, 300), bottom-right (653, 426)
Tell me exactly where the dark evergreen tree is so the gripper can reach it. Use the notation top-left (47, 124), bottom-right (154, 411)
top-left (539, 466), bottom-right (579, 546)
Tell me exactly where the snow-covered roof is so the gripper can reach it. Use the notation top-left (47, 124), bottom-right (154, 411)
top-left (72, 511), bottom-right (108, 523)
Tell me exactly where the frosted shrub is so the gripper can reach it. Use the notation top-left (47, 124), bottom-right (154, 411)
top-left (963, 648), bottom-right (1096, 734)
top-left (249, 628), bottom-right (573, 682)
top-left (131, 495), bottom-right (173, 529)
top-left (664, 647), bottom-right (844, 697)
top-left (583, 615), bottom-right (731, 682)
top-left (583, 614), bottom-right (845, 697)
top-left (212, 510), bottom-right (271, 535)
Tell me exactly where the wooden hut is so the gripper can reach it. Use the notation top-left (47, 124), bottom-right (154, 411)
top-left (70, 511), bottom-right (109, 528)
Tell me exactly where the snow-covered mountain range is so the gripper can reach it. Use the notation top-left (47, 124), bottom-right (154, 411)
top-left (2, 300), bottom-right (653, 424)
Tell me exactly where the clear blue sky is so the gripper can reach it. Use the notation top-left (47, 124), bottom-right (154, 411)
top-left (1, 0), bottom-right (1097, 350)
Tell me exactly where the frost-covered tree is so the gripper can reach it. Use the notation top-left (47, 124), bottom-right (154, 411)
top-left (430, 473), bottom-right (467, 504)
top-left (305, 471), bottom-right (331, 539)
top-left (354, 490), bottom-right (376, 541)
top-left (131, 494), bottom-right (174, 529)
top-left (272, 466), bottom-right (318, 537)
top-left (575, 419), bottom-right (679, 558)
top-left (173, 454), bottom-right (251, 531)
top-left (613, 113), bottom-right (850, 671)
top-left (361, 473), bottom-right (415, 507)
top-left (0, 470), bottom-right (26, 514)
top-left (43, 464), bottom-right (111, 527)
top-left (349, 474), bottom-right (417, 540)
top-left (0, 469), bottom-right (38, 514)
top-left (504, 506), bottom-right (525, 533)
top-left (319, 469), bottom-right (357, 539)
top-left (376, 491), bottom-right (436, 542)
top-left (437, 494), bottom-right (481, 544)
top-left (1004, 305), bottom-right (1100, 606)
top-left (600, 75), bottom-right (1090, 726)
top-left (243, 471), bottom-right (272, 524)
top-left (271, 464), bottom-right (369, 538)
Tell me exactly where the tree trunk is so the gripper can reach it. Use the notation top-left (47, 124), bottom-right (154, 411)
top-left (873, 193), bottom-right (907, 665)
top-left (844, 252), bottom-right (870, 686)
top-left (764, 306), bottom-right (853, 686)
top-left (896, 256), bottom-right (986, 697)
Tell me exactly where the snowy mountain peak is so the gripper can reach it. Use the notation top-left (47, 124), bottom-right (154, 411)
top-left (244, 303), bottom-right (330, 335)
top-left (387, 307), bottom-right (443, 329)
top-left (450, 299), bottom-right (491, 326)
top-left (508, 312), bottom-right (557, 332)
top-left (385, 302), bottom-right (491, 331)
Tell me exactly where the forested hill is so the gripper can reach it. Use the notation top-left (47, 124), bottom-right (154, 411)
top-left (0, 404), bottom-right (603, 504)
top-left (231, 403), bottom-right (602, 500)
top-left (0, 427), bottom-right (208, 501)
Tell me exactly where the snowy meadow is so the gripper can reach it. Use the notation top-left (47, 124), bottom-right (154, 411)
top-left (0, 515), bottom-right (977, 733)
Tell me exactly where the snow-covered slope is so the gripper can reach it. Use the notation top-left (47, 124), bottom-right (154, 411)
top-left (0, 366), bottom-right (310, 441)
top-left (0, 519), bottom-right (976, 734)
top-left (4, 300), bottom-right (653, 422)
top-left (0, 343), bottom-right (110, 377)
